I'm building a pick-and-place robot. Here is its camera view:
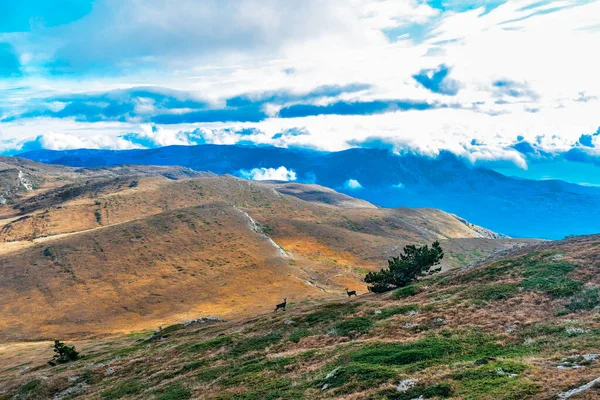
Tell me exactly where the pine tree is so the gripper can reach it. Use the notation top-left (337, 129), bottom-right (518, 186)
top-left (365, 241), bottom-right (444, 293)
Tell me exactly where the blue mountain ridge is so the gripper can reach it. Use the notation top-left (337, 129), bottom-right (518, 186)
top-left (18, 145), bottom-right (600, 239)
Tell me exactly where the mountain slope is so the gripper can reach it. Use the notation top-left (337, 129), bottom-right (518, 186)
top-left (0, 163), bottom-right (528, 341)
top-left (19, 145), bottom-right (600, 238)
top-left (1, 235), bottom-right (599, 399)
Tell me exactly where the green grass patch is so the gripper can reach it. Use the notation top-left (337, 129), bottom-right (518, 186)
top-left (102, 380), bottom-right (147, 399)
top-left (333, 317), bottom-right (373, 337)
top-left (565, 287), bottom-right (600, 312)
top-left (392, 285), bottom-right (420, 299)
top-left (464, 283), bottom-right (518, 302)
top-left (348, 331), bottom-right (526, 371)
top-left (229, 332), bottom-right (283, 356)
top-left (184, 334), bottom-right (233, 353)
top-left (298, 302), bottom-right (359, 326)
top-left (288, 328), bottom-right (311, 343)
top-left (451, 360), bottom-right (539, 400)
top-left (322, 364), bottom-right (397, 393)
top-left (376, 304), bottom-right (419, 319)
top-left (16, 379), bottom-right (43, 399)
top-left (153, 383), bottom-right (192, 400)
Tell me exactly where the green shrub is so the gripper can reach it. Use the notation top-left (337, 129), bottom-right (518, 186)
top-left (464, 284), bottom-right (518, 302)
top-left (392, 285), bottom-right (420, 299)
top-left (288, 328), bottom-right (310, 343)
top-left (334, 317), bottom-right (373, 337)
top-left (153, 383), bottom-right (191, 400)
top-left (520, 276), bottom-right (582, 297)
top-left (376, 304), bottom-right (419, 319)
top-left (16, 379), bottom-right (44, 399)
top-left (102, 381), bottom-right (146, 399)
top-left (185, 334), bottom-right (233, 353)
top-left (565, 287), bottom-right (600, 312)
top-left (229, 332), bottom-right (283, 356)
top-left (322, 364), bottom-right (397, 392)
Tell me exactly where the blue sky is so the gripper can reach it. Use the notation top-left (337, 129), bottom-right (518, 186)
top-left (0, 0), bottom-right (599, 184)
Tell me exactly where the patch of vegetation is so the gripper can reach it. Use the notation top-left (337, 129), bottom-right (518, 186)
top-left (565, 287), bottom-right (600, 312)
top-left (464, 283), bottom-right (518, 302)
top-left (49, 340), bottom-right (79, 365)
top-left (101, 380), bottom-right (147, 399)
top-left (229, 332), bottom-right (283, 356)
top-left (95, 209), bottom-right (102, 223)
top-left (153, 383), bottom-right (191, 400)
top-left (333, 317), bottom-right (373, 337)
top-left (288, 328), bottom-right (311, 343)
top-left (184, 334), bottom-right (233, 353)
top-left (323, 364), bottom-right (397, 393)
top-left (375, 304), bottom-right (419, 319)
top-left (16, 379), bottom-right (43, 399)
top-left (196, 366), bottom-right (229, 383)
top-left (392, 285), bottom-right (420, 299)
top-left (299, 302), bottom-right (359, 326)
top-left (365, 241), bottom-right (444, 293)
top-left (348, 331), bottom-right (522, 371)
top-left (451, 360), bottom-right (539, 400)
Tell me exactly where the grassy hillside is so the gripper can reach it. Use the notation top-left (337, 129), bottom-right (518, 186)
top-left (1, 235), bottom-right (599, 399)
top-left (0, 161), bottom-right (530, 341)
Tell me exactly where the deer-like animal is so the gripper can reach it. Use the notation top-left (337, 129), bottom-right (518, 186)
top-left (274, 298), bottom-right (287, 312)
top-left (345, 288), bottom-right (357, 297)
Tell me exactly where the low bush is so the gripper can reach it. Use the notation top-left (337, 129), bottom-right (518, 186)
top-left (392, 285), bottom-right (420, 299)
top-left (333, 317), bottom-right (373, 337)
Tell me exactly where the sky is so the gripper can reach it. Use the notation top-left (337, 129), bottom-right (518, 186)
top-left (1, 0), bottom-right (600, 184)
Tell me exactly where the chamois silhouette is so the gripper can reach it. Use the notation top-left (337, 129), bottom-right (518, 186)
top-left (345, 288), bottom-right (357, 297)
top-left (274, 298), bottom-right (287, 312)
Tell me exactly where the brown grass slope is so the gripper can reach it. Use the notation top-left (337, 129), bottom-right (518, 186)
top-left (0, 165), bottom-right (531, 341)
top-left (0, 235), bottom-right (598, 400)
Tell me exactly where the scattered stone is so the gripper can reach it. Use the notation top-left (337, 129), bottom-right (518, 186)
top-left (321, 383), bottom-right (329, 391)
top-left (406, 311), bottom-right (417, 317)
top-left (374, 310), bottom-right (382, 315)
top-left (524, 338), bottom-right (536, 345)
top-left (396, 378), bottom-right (418, 392)
top-left (565, 327), bottom-right (586, 335)
top-left (183, 316), bottom-right (226, 326)
top-left (19, 366), bottom-right (31, 373)
top-left (325, 367), bottom-right (339, 380)
top-left (53, 383), bottom-right (88, 400)
top-left (104, 367), bottom-right (116, 376)
top-left (284, 320), bottom-right (295, 325)
top-left (68, 376), bottom-right (80, 382)
top-left (557, 376), bottom-right (600, 399)
top-left (583, 354), bottom-right (599, 361)
top-left (403, 322), bottom-right (418, 329)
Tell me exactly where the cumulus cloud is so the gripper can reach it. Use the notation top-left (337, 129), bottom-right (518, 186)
top-left (344, 179), bottom-right (363, 190)
top-left (238, 166), bottom-right (297, 181)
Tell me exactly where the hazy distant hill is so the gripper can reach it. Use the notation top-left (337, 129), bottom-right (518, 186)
top-left (20, 145), bottom-right (600, 238)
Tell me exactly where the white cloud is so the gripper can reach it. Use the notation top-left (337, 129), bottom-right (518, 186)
top-left (1, 0), bottom-right (599, 172)
top-left (344, 179), bottom-right (363, 190)
top-left (238, 166), bottom-right (297, 181)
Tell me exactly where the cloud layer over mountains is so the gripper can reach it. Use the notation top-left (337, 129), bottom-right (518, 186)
top-left (1, 0), bottom-right (599, 183)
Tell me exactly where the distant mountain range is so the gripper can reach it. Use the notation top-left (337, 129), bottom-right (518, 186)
top-left (19, 145), bottom-right (600, 239)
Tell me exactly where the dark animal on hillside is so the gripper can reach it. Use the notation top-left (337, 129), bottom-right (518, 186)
top-left (345, 288), bottom-right (357, 297)
top-left (274, 298), bottom-right (287, 312)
